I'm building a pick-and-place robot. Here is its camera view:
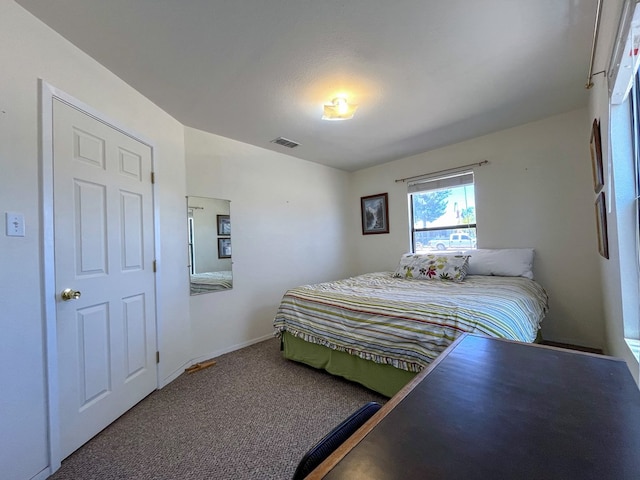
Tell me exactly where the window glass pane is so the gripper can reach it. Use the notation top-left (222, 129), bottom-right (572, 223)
top-left (414, 227), bottom-right (476, 253)
top-left (610, 67), bottom-right (640, 340)
top-left (412, 184), bottom-right (475, 228)
top-left (635, 72), bottom-right (640, 267)
top-left (410, 183), bottom-right (477, 253)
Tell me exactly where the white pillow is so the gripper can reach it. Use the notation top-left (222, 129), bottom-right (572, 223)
top-left (462, 248), bottom-right (535, 279)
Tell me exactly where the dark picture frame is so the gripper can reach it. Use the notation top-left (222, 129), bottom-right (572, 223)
top-left (361, 193), bottom-right (389, 235)
top-left (218, 237), bottom-right (231, 258)
top-left (590, 118), bottom-right (604, 193)
top-left (595, 192), bottom-right (609, 259)
top-left (217, 214), bottom-right (231, 236)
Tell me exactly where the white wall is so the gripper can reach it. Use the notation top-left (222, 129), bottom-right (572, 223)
top-left (1, 1), bottom-right (630, 478)
top-left (184, 127), bottom-right (352, 362)
top-left (0, 1), bottom-right (190, 478)
top-left (587, 0), bottom-right (639, 382)
top-left (349, 108), bottom-right (605, 350)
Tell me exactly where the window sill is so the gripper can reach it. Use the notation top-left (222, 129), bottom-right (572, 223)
top-left (625, 338), bottom-right (640, 363)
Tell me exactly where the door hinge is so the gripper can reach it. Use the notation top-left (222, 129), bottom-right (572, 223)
top-left (153, 260), bottom-right (157, 272)
top-left (156, 351), bottom-right (160, 364)
top-left (151, 172), bottom-right (155, 184)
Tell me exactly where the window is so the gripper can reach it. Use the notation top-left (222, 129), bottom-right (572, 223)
top-left (622, 70), bottom-right (640, 347)
top-left (608, 0), bottom-right (640, 352)
top-left (632, 72), bottom-right (640, 259)
top-left (408, 171), bottom-right (477, 253)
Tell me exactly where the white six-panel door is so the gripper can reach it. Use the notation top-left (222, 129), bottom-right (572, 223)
top-left (52, 98), bottom-right (157, 459)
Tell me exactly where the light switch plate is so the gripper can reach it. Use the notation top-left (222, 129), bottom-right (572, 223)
top-left (6, 212), bottom-right (25, 237)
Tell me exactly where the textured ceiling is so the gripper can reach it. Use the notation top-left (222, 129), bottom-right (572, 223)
top-left (16, 0), bottom-right (597, 171)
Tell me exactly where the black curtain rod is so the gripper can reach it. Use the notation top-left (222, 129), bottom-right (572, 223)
top-left (394, 160), bottom-right (489, 183)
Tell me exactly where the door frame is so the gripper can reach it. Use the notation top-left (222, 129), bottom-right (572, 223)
top-left (39, 80), bottom-right (162, 474)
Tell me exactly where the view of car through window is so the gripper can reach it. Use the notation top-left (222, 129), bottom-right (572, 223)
top-left (411, 183), bottom-right (476, 253)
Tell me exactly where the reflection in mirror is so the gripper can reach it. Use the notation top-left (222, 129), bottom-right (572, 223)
top-left (187, 196), bottom-right (232, 294)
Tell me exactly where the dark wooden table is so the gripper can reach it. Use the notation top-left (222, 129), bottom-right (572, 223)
top-left (308, 334), bottom-right (640, 479)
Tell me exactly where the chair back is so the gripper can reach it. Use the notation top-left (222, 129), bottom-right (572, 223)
top-left (292, 401), bottom-right (382, 480)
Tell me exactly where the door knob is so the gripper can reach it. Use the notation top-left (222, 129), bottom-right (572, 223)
top-left (61, 288), bottom-right (82, 301)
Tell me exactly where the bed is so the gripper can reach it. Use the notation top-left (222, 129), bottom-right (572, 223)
top-left (190, 270), bottom-right (233, 294)
top-left (273, 249), bottom-right (549, 397)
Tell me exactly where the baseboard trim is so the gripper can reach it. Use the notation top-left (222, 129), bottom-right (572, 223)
top-left (30, 466), bottom-right (51, 480)
top-left (539, 340), bottom-right (603, 355)
top-left (159, 358), bottom-right (195, 388)
top-left (190, 334), bottom-right (275, 368)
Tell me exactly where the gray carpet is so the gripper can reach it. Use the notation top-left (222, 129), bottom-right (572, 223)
top-left (49, 337), bottom-right (386, 479)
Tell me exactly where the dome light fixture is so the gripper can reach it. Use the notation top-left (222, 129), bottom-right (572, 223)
top-left (322, 96), bottom-right (358, 120)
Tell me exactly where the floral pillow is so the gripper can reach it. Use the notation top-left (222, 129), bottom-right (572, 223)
top-left (392, 254), bottom-right (470, 282)
top-left (392, 253), bottom-right (419, 277)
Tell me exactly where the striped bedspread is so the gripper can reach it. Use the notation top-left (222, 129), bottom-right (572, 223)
top-left (190, 270), bottom-right (233, 294)
top-left (273, 272), bottom-right (548, 373)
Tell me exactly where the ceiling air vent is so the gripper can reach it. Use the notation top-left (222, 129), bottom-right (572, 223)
top-left (270, 137), bottom-right (300, 149)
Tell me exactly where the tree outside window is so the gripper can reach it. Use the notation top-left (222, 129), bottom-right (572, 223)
top-left (409, 174), bottom-right (476, 252)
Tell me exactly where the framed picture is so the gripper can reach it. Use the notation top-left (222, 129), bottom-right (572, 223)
top-left (595, 192), bottom-right (609, 259)
top-left (217, 215), bottom-right (231, 236)
top-left (218, 237), bottom-right (231, 258)
top-left (590, 118), bottom-right (604, 193)
top-left (361, 193), bottom-right (389, 235)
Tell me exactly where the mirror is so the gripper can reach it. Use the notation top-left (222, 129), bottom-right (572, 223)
top-left (187, 196), bottom-right (232, 294)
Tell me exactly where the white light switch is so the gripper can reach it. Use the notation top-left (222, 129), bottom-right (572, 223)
top-left (6, 212), bottom-right (25, 237)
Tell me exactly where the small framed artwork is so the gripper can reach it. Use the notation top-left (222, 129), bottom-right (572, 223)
top-left (590, 118), bottom-right (604, 193)
top-left (217, 215), bottom-right (231, 236)
top-left (361, 193), bottom-right (389, 235)
top-left (595, 192), bottom-right (609, 259)
top-left (218, 237), bottom-right (231, 258)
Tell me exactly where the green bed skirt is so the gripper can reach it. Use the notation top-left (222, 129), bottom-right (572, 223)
top-left (281, 331), bottom-right (417, 398)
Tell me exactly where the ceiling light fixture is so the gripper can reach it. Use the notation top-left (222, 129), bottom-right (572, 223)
top-left (322, 96), bottom-right (358, 121)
